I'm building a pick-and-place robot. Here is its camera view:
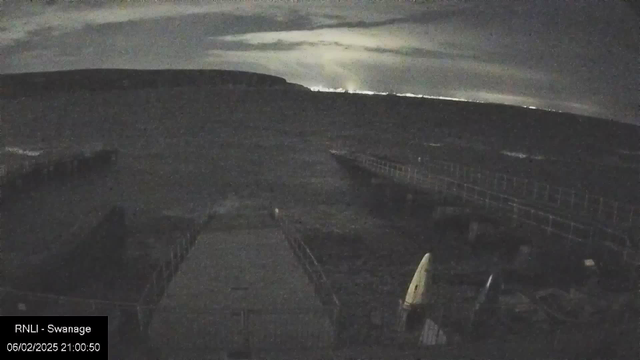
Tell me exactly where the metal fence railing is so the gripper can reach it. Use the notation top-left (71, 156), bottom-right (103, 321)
top-left (0, 215), bottom-right (209, 330)
top-left (333, 151), bottom-right (638, 266)
top-left (332, 142), bottom-right (640, 228)
top-left (412, 157), bottom-right (640, 228)
top-left (136, 230), bottom-right (200, 332)
top-left (274, 209), bottom-right (341, 333)
top-left (136, 211), bottom-right (217, 330)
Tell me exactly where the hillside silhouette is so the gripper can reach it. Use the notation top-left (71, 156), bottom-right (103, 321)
top-left (0, 68), bottom-right (309, 98)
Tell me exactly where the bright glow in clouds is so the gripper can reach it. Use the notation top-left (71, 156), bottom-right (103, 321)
top-left (215, 27), bottom-right (414, 52)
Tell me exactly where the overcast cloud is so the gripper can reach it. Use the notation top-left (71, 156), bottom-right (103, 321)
top-left (1, 0), bottom-right (638, 123)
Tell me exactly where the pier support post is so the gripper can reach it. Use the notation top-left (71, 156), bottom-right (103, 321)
top-left (405, 193), bottom-right (414, 214)
top-left (468, 221), bottom-right (479, 243)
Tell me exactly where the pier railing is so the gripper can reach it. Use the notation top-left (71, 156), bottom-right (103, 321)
top-left (412, 157), bottom-right (640, 229)
top-left (331, 150), bottom-right (638, 265)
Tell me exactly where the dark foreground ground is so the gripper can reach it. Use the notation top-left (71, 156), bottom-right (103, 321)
top-left (1, 78), bottom-right (639, 358)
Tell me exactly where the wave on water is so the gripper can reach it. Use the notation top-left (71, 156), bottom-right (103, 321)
top-left (3, 146), bottom-right (43, 157)
top-left (499, 149), bottom-right (638, 169)
top-left (500, 150), bottom-right (546, 160)
top-left (442, 137), bottom-right (488, 151)
top-left (618, 149), bottom-right (640, 156)
top-left (601, 155), bottom-right (640, 169)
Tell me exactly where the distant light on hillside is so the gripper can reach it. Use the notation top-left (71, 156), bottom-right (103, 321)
top-left (310, 86), bottom-right (478, 102)
top-left (308, 86), bottom-right (547, 112)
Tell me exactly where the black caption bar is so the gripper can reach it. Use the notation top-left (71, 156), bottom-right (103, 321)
top-left (1, 316), bottom-right (107, 359)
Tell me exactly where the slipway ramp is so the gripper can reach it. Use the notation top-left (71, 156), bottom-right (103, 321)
top-left (148, 211), bottom-right (334, 359)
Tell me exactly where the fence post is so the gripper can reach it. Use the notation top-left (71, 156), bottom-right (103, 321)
top-left (152, 274), bottom-right (157, 299)
top-left (570, 191), bottom-right (575, 211)
top-left (613, 202), bottom-right (618, 224)
top-left (182, 236), bottom-right (187, 259)
top-left (547, 216), bottom-right (553, 235)
top-left (584, 192), bottom-right (589, 213)
top-left (333, 305), bottom-right (340, 344)
top-left (557, 188), bottom-right (562, 207)
top-left (598, 197), bottom-right (604, 218)
top-left (162, 263), bottom-right (167, 290)
top-left (137, 305), bottom-right (145, 333)
top-left (569, 223), bottom-right (574, 239)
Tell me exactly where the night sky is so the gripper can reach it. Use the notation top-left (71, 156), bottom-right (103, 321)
top-left (1, 0), bottom-right (638, 124)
